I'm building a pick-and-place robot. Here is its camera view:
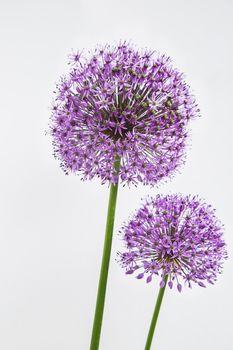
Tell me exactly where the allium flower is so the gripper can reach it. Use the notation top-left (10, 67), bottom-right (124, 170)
top-left (50, 42), bottom-right (199, 185)
top-left (119, 194), bottom-right (227, 291)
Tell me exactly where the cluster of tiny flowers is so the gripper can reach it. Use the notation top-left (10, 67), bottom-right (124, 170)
top-left (50, 42), bottom-right (199, 186)
top-left (119, 194), bottom-right (227, 292)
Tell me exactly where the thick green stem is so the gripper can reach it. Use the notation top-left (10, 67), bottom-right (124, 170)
top-left (144, 275), bottom-right (168, 350)
top-left (90, 158), bottom-right (120, 350)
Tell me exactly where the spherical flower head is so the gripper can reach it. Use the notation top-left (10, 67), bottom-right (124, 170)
top-left (119, 194), bottom-right (227, 291)
top-left (50, 41), bottom-right (199, 186)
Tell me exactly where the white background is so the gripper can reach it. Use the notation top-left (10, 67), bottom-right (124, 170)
top-left (1, 0), bottom-right (233, 349)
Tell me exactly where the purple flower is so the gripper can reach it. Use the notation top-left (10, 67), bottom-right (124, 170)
top-left (50, 42), bottom-right (199, 185)
top-left (119, 194), bottom-right (227, 291)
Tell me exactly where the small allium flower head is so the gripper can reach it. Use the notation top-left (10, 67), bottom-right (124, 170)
top-left (50, 42), bottom-right (199, 185)
top-left (119, 194), bottom-right (227, 291)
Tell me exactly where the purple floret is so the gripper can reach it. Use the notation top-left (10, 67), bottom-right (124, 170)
top-left (50, 42), bottom-right (199, 185)
top-left (119, 194), bottom-right (227, 291)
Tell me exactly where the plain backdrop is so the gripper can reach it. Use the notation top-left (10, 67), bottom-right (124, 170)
top-left (0, 0), bottom-right (233, 349)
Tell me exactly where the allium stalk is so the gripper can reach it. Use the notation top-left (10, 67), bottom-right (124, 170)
top-left (90, 157), bottom-right (120, 349)
top-left (144, 275), bottom-right (168, 350)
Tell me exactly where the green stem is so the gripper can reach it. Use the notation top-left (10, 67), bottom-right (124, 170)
top-left (144, 275), bottom-right (168, 350)
top-left (90, 158), bottom-right (120, 350)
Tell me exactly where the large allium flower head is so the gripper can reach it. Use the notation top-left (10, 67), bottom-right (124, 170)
top-left (50, 41), bottom-right (199, 185)
top-left (119, 194), bottom-right (227, 291)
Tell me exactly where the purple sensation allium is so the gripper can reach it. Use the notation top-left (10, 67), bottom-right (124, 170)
top-left (50, 42), bottom-right (199, 185)
top-left (119, 194), bottom-right (227, 291)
